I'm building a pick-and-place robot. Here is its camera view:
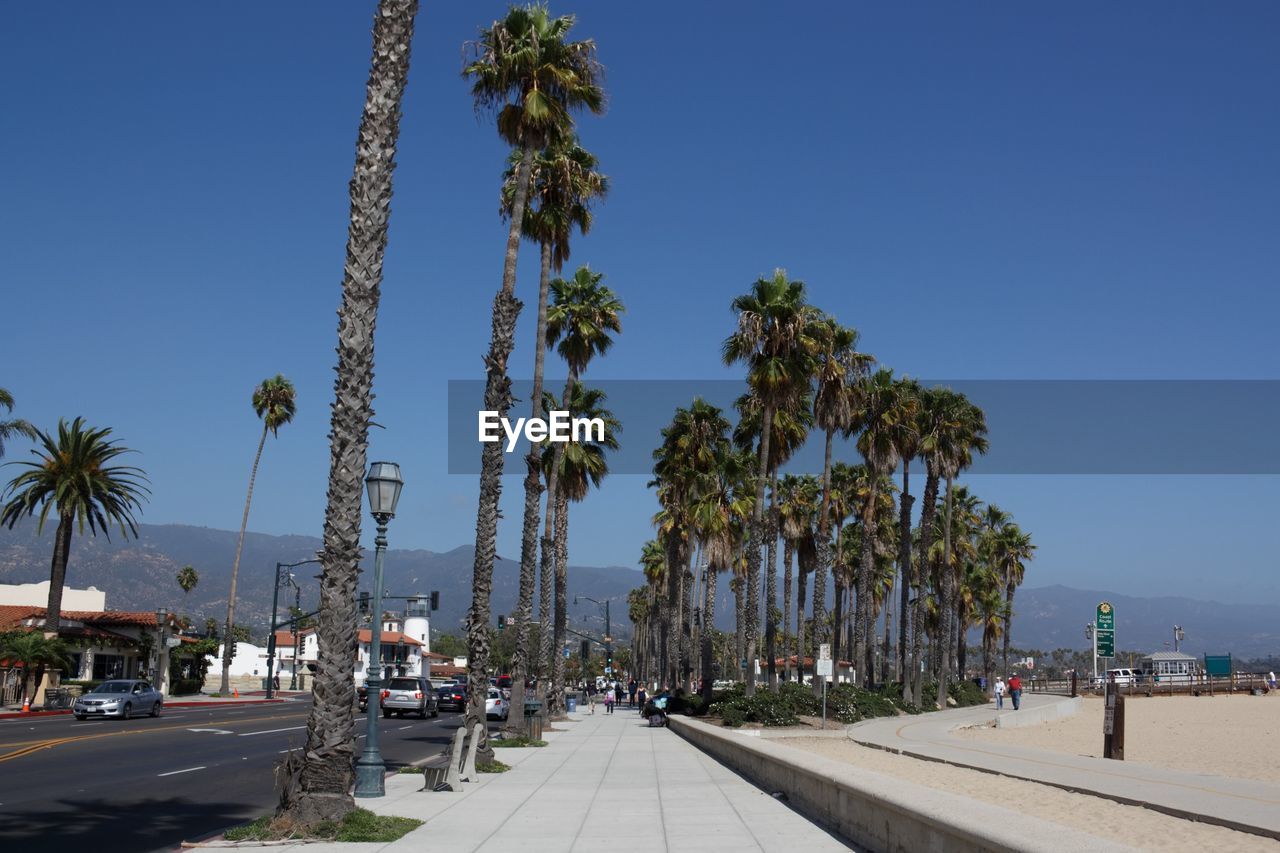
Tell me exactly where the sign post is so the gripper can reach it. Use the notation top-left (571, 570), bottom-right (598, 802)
top-left (1095, 602), bottom-right (1115, 680)
top-left (817, 644), bottom-right (833, 728)
top-left (1103, 679), bottom-right (1125, 760)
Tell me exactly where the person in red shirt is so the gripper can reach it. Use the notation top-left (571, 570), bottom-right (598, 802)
top-left (1008, 674), bottom-right (1023, 710)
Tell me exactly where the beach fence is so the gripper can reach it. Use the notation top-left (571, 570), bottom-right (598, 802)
top-left (1086, 672), bottom-right (1270, 698)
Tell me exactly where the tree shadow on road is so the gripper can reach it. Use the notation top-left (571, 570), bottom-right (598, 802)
top-left (0, 795), bottom-right (259, 853)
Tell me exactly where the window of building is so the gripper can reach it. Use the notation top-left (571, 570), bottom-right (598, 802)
top-left (93, 654), bottom-right (125, 680)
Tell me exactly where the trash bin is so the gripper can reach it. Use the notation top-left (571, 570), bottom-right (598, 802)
top-left (524, 699), bottom-right (544, 740)
top-left (567, 696), bottom-right (577, 713)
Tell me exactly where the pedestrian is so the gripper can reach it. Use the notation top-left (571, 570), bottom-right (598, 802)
top-left (1008, 674), bottom-right (1023, 710)
top-left (628, 677), bottom-right (638, 708)
top-left (587, 681), bottom-right (597, 715)
top-left (636, 685), bottom-right (647, 713)
top-left (994, 677), bottom-right (1006, 710)
top-left (604, 686), bottom-right (615, 714)
top-left (1269, 671), bottom-right (1276, 690)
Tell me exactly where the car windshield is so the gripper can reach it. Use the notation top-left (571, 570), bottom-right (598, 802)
top-left (388, 679), bottom-right (419, 690)
top-left (92, 682), bottom-right (132, 694)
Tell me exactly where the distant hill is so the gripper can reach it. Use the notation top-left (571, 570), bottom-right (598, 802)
top-left (0, 523), bottom-right (641, 643)
top-left (1, 523), bottom-right (1276, 659)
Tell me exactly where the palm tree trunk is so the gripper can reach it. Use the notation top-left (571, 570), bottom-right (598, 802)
top-left (829, 521), bottom-right (845, 669)
top-left (664, 536), bottom-right (682, 690)
top-left (765, 469), bottom-right (780, 691)
top-left (911, 467), bottom-right (940, 705)
top-left (221, 423), bottom-right (267, 695)
top-left (538, 510), bottom-right (554, 678)
top-left (733, 576), bottom-right (744, 679)
top-left (854, 479), bottom-right (878, 687)
top-left (1003, 583), bottom-right (1015, 675)
top-left (796, 562), bottom-right (808, 685)
top-left (782, 538), bottom-right (794, 682)
top-left (510, 238), bottom-right (553, 726)
top-left (897, 460), bottom-right (914, 699)
top-left (700, 566), bottom-right (717, 700)
top-left (549, 489), bottom-right (569, 714)
top-left (681, 553), bottom-right (694, 691)
top-left (811, 428), bottom-right (834, 696)
top-left (935, 475), bottom-right (955, 708)
top-left (543, 371), bottom-right (575, 708)
top-left (43, 514), bottom-right (72, 638)
top-left (288, 0), bottom-right (418, 825)
top-left (744, 405), bottom-right (774, 697)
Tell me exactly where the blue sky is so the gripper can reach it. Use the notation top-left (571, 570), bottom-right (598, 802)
top-left (3, 2), bottom-right (1278, 605)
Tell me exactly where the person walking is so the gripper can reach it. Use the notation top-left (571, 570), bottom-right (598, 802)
top-left (628, 677), bottom-right (638, 708)
top-left (587, 681), bottom-right (597, 714)
top-left (994, 677), bottom-right (1006, 710)
top-left (604, 686), bottom-right (615, 714)
top-left (1008, 674), bottom-right (1023, 710)
top-left (636, 685), bottom-right (647, 713)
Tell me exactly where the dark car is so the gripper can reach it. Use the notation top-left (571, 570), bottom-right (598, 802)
top-left (436, 684), bottom-right (467, 711)
top-left (381, 676), bottom-right (439, 719)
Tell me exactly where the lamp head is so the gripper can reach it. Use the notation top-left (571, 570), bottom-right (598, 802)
top-left (365, 461), bottom-right (404, 519)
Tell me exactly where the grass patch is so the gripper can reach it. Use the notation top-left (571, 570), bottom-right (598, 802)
top-left (492, 735), bottom-right (547, 748)
top-left (477, 760), bottom-right (511, 773)
top-left (397, 765), bottom-right (425, 773)
top-left (223, 809), bottom-right (421, 843)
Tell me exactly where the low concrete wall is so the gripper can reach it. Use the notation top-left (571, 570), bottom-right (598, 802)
top-left (995, 696), bottom-right (1082, 729)
top-left (668, 716), bottom-right (1132, 853)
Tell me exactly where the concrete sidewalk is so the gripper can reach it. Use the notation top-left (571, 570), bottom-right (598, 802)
top-left (847, 694), bottom-right (1280, 841)
top-left (254, 706), bottom-right (855, 853)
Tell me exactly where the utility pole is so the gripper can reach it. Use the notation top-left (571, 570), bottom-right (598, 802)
top-left (1085, 623), bottom-right (1096, 684)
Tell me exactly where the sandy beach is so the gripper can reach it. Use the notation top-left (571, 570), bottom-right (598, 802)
top-left (959, 693), bottom-right (1280, 783)
top-left (776, 734), bottom-right (1280, 852)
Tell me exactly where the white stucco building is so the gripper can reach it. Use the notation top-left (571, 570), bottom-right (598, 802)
top-left (0, 580), bottom-right (107, 611)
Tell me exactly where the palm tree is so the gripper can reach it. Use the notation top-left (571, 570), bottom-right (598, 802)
top-left (502, 136), bottom-right (607, 725)
top-left (542, 383), bottom-right (619, 712)
top-left (462, 2), bottom-right (604, 751)
top-left (809, 319), bottom-right (869, 693)
top-left (849, 369), bottom-right (904, 686)
top-left (542, 269), bottom-right (622, 710)
top-left (287, 0), bottom-right (419, 825)
top-left (1, 418), bottom-right (148, 638)
top-left (0, 387), bottom-right (37, 460)
top-left (776, 473), bottom-right (817, 681)
top-left (889, 378), bottom-right (922, 698)
top-left (991, 523), bottom-right (1035, 674)
top-left (938, 396), bottom-right (988, 700)
top-left (0, 632), bottom-right (73, 706)
top-left (910, 387), bottom-right (947, 703)
top-left (221, 375), bottom-right (296, 695)
top-left (176, 565), bottom-right (199, 608)
top-left (825, 462), bottom-right (856, 665)
top-left (723, 272), bottom-right (817, 697)
top-left (638, 539), bottom-right (665, 686)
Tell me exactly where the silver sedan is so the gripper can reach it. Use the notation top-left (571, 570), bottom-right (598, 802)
top-left (73, 679), bottom-right (163, 720)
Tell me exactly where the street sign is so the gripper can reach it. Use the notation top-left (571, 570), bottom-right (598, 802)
top-left (165, 636), bottom-right (182, 648)
top-left (818, 643), bottom-right (831, 661)
top-left (1104, 707), bottom-right (1115, 734)
top-left (816, 659), bottom-right (833, 677)
top-left (1096, 602), bottom-right (1115, 658)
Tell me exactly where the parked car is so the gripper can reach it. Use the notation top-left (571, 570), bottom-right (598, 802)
top-left (496, 674), bottom-right (513, 691)
top-left (380, 676), bottom-right (439, 719)
top-left (486, 688), bottom-right (509, 721)
top-left (1093, 668), bottom-right (1138, 687)
top-left (437, 684), bottom-right (467, 711)
top-left (73, 680), bottom-right (162, 720)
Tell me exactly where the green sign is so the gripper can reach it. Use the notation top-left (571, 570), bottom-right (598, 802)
top-left (1095, 601), bottom-right (1115, 656)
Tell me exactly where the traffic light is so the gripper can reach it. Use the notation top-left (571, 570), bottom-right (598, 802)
top-left (429, 590), bottom-right (440, 611)
top-left (497, 614), bottom-right (507, 631)
top-left (358, 592), bottom-right (370, 616)
top-left (580, 639), bottom-right (590, 660)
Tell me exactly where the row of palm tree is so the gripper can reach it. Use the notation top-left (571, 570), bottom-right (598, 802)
top-left (632, 271), bottom-right (1035, 709)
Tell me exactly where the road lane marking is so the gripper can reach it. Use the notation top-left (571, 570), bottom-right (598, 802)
top-left (188, 728), bottom-right (234, 734)
top-left (238, 726), bottom-right (306, 737)
top-left (157, 766), bottom-right (206, 777)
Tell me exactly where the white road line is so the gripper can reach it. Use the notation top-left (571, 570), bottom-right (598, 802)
top-left (188, 728), bottom-right (234, 734)
top-left (397, 725), bottom-right (413, 730)
top-left (237, 725), bottom-right (306, 737)
top-left (278, 748), bottom-right (298, 753)
top-left (158, 766), bottom-right (206, 777)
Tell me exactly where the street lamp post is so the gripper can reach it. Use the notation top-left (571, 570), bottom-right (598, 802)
top-left (154, 608), bottom-right (167, 693)
top-left (289, 576), bottom-right (302, 690)
top-left (355, 460), bottom-right (403, 799)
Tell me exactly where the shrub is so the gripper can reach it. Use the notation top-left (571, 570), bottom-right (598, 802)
top-left (170, 678), bottom-right (203, 696)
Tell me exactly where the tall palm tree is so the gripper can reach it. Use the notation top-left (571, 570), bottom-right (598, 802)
top-left (723, 272), bottom-right (816, 697)
top-left (1, 418), bottom-right (148, 638)
top-left (849, 369), bottom-right (904, 686)
top-left (542, 268), bottom-right (622, 710)
top-left (910, 387), bottom-right (948, 703)
top-left (889, 378), bottom-right (922, 697)
top-left (502, 136), bottom-right (607, 722)
top-left (542, 382), bottom-right (619, 712)
top-left (176, 565), bottom-right (199, 607)
top-left (776, 473), bottom-right (817, 681)
top-left (809, 319), bottom-right (868, 693)
top-left (0, 388), bottom-right (37, 460)
top-left (462, 2), bottom-right (604, 750)
top-left (825, 461), bottom-right (856, 665)
top-left (638, 539), bottom-right (665, 685)
top-left (221, 374), bottom-right (296, 695)
top-left (992, 523), bottom-right (1035, 674)
top-left (930, 392), bottom-right (988, 705)
top-left (287, 0), bottom-right (419, 824)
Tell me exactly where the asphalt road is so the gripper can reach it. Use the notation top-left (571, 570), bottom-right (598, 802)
top-left (0, 699), bottom-right (471, 852)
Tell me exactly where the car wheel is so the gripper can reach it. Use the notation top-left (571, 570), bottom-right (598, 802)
top-left (151, 701), bottom-right (162, 718)
top-left (432, 707), bottom-right (439, 718)
top-left (75, 715), bottom-right (86, 721)
top-left (123, 703), bottom-right (132, 719)
top-left (382, 709), bottom-right (392, 718)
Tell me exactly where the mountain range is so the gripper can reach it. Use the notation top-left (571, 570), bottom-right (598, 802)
top-left (0, 523), bottom-right (1276, 659)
